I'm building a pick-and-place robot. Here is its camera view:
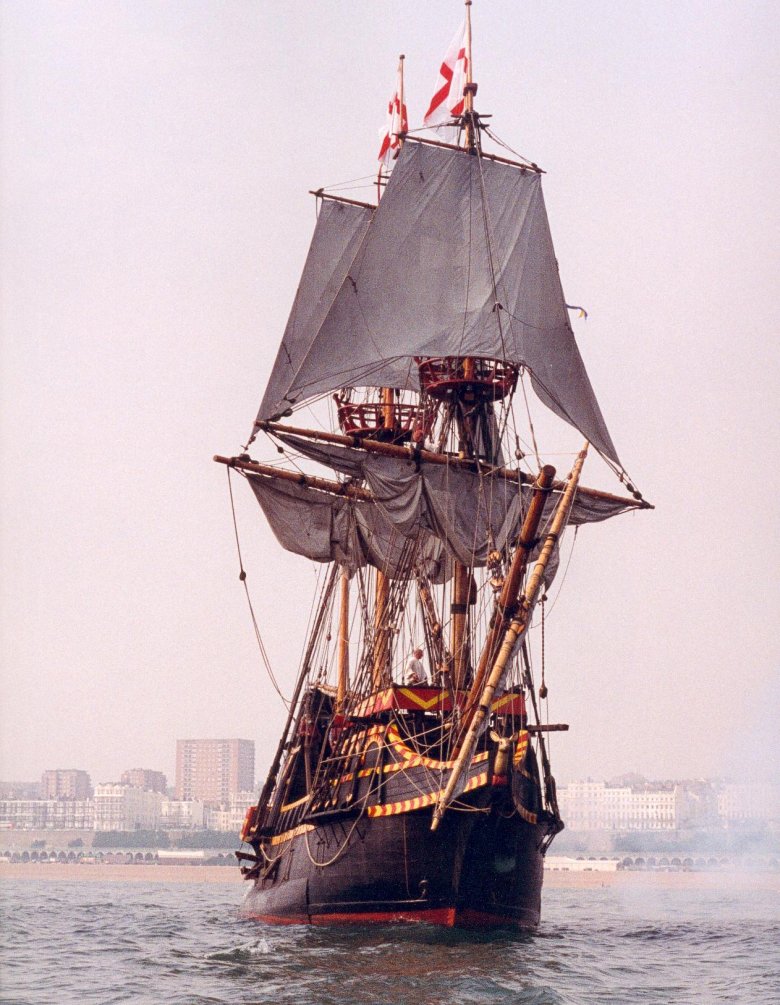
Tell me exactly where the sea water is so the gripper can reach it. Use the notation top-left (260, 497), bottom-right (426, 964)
top-left (1, 878), bottom-right (778, 1004)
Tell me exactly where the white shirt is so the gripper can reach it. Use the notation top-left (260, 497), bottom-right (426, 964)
top-left (404, 656), bottom-right (426, 685)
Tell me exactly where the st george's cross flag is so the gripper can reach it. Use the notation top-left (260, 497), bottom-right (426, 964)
top-left (423, 19), bottom-right (468, 128)
top-left (378, 60), bottom-right (408, 169)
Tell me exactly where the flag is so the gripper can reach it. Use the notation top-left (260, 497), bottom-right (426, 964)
top-left (423, 18), bottom-right (468, 128)
top-left (378, 60), bottom-right (408, 169)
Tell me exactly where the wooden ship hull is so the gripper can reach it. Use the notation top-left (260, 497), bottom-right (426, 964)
top-left (241, 803), bottom-right (551, 929)
top-left (238, 689), bottom-right (561, 929)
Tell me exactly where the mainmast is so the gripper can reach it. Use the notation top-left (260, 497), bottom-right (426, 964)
top-left (449, 0), bottom-right (478, 688)
top-left (373, 55), bottom-right (405, 687)
top-left (337, 568), bottom-right (350, 710)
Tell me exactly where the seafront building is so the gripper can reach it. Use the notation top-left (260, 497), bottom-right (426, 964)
top-left (160, 799), bottom-right (206, 829)
top-left (93, 784), bottom-right (163, 831)
top-left (0, 798), bottom-right (94, 830)
top-left (3, 767), bottom-right (774, 834)
top-left (556, 778), bottom-right (765, 832)
top-left (205, 791), bottom-right (257, 832)
top-left (1, 742), bottom-right (255, 832)
top-left (120, 768), bottom-right (168, 794)
top-left (556, 780), bottom-right (682, 830)
top-left (718, 781), bottom-right (780, 827)
top-left (174, 738), bottom-right (255, 806)
top-left (40, 769), bottom-right (92, 800)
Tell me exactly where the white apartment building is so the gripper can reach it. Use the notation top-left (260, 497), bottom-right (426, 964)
top-left (45, 799), bottom-right (94, 829)
top-left (93, 785), bottom-right (162, 832)
top-left (160, 799), bottom-right (205, 829)
top-left (717, 782), bottom-right (780, 826)
top-left (557, 781), bottom-right (683, 831)
top-left (0, 799), bottom-right (94, 830)
top-left (205, 791), bottom-right (257, 833)
top-left (0, 800), bottom-right (48, 829)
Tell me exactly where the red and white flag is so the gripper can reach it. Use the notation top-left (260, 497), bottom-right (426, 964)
top-left (378, 61), bottom-right (408, 169)
top-left (423, 18), bottom-right (468, 128)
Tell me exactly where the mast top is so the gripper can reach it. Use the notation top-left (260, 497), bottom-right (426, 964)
top-left (463, 0), bottom-right (477, 150)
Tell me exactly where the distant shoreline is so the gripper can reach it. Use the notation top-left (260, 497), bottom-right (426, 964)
top-left (544, 868), bottom-right (780, 891)
top-left (0, 863), bottom-right (242, 883)
top-left (2, 861), bottom-right (778, 890)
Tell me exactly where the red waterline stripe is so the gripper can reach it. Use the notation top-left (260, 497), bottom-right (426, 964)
top-left (242, 907), bottom-right (456, 926)
top-left (241, 913), bottom-right (310, 925)
top-left (242, 906), bottom-right (535, 928)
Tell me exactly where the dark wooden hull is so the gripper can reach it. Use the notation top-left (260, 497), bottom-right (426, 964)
top-left (241, 796), bottom-right (551, 929)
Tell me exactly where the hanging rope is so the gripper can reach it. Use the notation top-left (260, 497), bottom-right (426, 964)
top-left (544, 525), bottom-right (579, 618)
top-left (226, 467), bottom-right (287, 704)
top-left (518, 369), bottom-right (542, 471)
top-left (302, 769), bottom-right (381, 869)
top-left (539, 595), bottom-right (548, 701)
top-left (474, 147), bottom-right (509, 361)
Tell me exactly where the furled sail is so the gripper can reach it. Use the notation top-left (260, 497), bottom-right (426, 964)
top-left (245, 474), bottom-right (448, 581)
top-left (257, 197), bottom-right (373, 429)
top-left (278, 434), bottom-right (634, 532)
top-left (256, 139), bottom-right (619, 465)
top-left (246, 435), bottom-right (634, 578)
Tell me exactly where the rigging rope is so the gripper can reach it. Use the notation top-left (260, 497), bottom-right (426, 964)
top-left (543, 525), bottom-right (579, 619)
top-left (481, 125), bottom-right (540, 170)
top-left (518, 369), bottom-right (543, 470)
top-left (474, 146), bottom-right (509, 362)
top-left (539, 595), bottom-right (548, 701)
top-left (226, 467), bottom-right (288, 705)
top-left (302, 769), bottom-right (380, 869)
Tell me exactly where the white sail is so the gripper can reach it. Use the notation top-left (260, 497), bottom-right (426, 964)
top-left (257, 140), bottom-right (619, 465)
top-left (257, 197), bottom-right (373, 432)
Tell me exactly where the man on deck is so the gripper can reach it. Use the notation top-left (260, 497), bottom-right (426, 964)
top-left (404, 648), bottom-right (427, 686)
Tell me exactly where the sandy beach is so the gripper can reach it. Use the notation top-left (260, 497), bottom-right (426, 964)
top-left (0, 863), bottom-right (242, 883)
top-left (2, 861), bottom-right (778, 890)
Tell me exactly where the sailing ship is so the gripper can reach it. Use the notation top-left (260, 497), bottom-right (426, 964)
top-left (216, 7), bottom-right (649, 929)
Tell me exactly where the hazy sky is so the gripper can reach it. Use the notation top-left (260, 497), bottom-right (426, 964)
top-left (1, 0), bottom-right (777, 789)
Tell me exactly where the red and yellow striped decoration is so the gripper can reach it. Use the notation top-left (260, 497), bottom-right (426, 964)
top-left (513, 730), bottom-right (530, 765)
top-left (367, 770), bottom-right (490, 818)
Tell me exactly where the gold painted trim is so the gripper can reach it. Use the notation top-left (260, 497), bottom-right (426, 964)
top-left (267, 823), bottom-right (315, 846)
top-left (279, 795), bottom-right (309, 812)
